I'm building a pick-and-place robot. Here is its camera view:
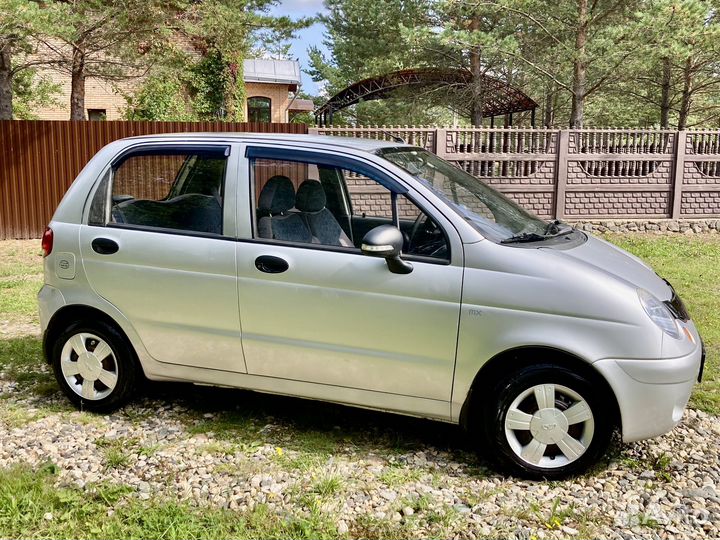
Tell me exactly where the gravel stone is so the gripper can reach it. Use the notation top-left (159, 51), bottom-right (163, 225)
top-left (1, 367), bottom-right (719, 539)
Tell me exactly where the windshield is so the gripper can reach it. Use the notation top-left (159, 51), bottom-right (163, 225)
top-left (378, 147), bottom-right (550, 242)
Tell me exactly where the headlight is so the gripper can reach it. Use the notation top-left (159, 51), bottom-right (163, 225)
top-left (637, 288), bottom-right (681, 339)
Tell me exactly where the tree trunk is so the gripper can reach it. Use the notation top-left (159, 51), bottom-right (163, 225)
top-left (660, 57), bottom-right (671, 129)
top-left (543, 84), bottom-right (555, 127)
top-left (70, 45), bottom-right (86, 120)
top-left (677, 57), bottom-right (693, 130)
top-left (569, 0), bottom-right (588, 128)
top-left (224, 53), bottom-right (246, 122)
top-left (0, 43), bottom-right (13, 120)
top-left (469, 16), bottom-right (484, 127)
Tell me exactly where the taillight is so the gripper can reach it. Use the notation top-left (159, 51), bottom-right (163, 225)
top-left (41, 227), bottom-right (53, 257)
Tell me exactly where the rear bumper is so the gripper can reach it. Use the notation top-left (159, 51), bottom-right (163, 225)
top-left (593, 343), bottom-right (703, 443)
top-left (38, 285), bottom-right (66, 362)
top-left (37, 284), bottom-right (65, 333)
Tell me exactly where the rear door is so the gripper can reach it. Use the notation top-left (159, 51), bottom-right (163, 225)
top-left (79, 142), bottom-right (247, 373)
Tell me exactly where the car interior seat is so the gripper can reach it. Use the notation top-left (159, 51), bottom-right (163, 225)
top-left (295, 179), bottom-right (353, 247)
top-left (256, 175), bottom-right (314, 243)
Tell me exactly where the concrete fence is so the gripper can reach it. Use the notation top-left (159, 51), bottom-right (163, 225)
top-left (311, 126), bottom-right (720, 221)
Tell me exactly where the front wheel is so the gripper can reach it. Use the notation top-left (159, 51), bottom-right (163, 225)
top-left (51, 320), bottom-right (140, 412)
top-left (482, 364), bottom-right (613, 479)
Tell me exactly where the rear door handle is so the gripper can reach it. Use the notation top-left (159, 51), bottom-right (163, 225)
top-left (255, 255), bottom-right (289, 274)
top-left (91, 237), bottom-right (119, 255)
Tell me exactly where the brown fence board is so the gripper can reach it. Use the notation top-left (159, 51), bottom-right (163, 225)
top-left (0, 120), bottom-right (306, 239)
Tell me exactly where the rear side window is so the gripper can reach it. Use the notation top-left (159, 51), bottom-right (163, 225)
top-left (89, 147), bottom-right (228, 235)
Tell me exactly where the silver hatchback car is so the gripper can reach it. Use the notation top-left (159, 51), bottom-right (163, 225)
top-left (39, 133), bottom-right (704, 478)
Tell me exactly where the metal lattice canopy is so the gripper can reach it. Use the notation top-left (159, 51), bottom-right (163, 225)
top-left (315, 68), bottom-right (538, 125)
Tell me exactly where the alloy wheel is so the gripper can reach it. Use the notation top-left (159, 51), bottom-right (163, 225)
top-left (503, 383), bottom-right (595, 469)
top-left (60, 332), bottom-right (119, 401)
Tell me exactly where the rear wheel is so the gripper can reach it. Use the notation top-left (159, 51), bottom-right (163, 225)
top-left (481, 363), bottom-right (612, 479)
top-left (51, 320), bottom-right (139, 412)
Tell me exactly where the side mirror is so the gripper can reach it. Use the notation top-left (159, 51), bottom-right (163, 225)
top-left (361, 225), bottom-right (413, 274)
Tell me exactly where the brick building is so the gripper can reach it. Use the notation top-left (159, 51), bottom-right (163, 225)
top-left (32, 58), bottom-right (314, 122)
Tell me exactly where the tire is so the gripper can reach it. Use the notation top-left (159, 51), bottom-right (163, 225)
top-left (480, 363), bottom-right (612, 480)
top-left (51, 320), bottom-right (140, 412)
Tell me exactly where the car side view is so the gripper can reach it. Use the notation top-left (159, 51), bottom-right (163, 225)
top-left (38, 133), bottom-right (705, 478)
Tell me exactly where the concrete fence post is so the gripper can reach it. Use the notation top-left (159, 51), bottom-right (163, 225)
top-left (671, 131), bottom-right (687, 219)
top-left (554, 130), bottom-right (570, 219)
top-left (434, 128), bottom-right (447, 159)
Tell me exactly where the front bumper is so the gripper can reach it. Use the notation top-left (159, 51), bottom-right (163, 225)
top-left (593, 343), bottom-right (703, 443)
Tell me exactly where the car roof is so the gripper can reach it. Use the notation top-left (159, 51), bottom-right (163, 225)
top-left (122, 132), bottom-right (412, 153)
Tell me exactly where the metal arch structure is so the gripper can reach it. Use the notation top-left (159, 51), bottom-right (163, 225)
top-left (314, 68), bottom-right (538, 126)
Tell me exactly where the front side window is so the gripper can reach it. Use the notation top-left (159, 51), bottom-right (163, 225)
top-left (249, 154), bottom-right (449, 260)
top-left (89, 147), bottom-right (228, 235)
top-left (247, 96), bottom-right (271, 123)
top-left (379, 148), bottom-right (553, 243)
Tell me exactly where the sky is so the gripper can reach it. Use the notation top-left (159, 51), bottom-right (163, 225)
top-left (269, 0), bottom-right (329, 95)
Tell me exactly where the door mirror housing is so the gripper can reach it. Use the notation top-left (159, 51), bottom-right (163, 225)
top-left (361, 225), bottom-right (413, 274)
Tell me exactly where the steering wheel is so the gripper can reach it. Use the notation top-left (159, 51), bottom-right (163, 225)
top-left (407, 212), bottom-right (430, 252)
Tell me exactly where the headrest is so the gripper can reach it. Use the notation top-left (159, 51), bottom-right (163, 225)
top-left (258, 175), bottom-right (295, 214)
top-left (295, 180), bottom-right (327, 213)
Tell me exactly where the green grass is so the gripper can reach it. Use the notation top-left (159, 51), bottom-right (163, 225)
top-left (378, 464), bottom-right (423, 487)
top-left (0, 464), bottom-right (340, 540)
top-left (310, 475), bottom-right (344, 498)
top-left (0, 241), bottom-right (43, 328)
top-left (605, 234), bottom-right (719, 413)
top-left (0, 337), bottom-right (56, 396)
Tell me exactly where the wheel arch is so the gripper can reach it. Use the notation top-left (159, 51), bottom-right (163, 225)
top-left (42, 304), bottom-right (141, 372)
top-left (458, 346), bottom-right (621, 432)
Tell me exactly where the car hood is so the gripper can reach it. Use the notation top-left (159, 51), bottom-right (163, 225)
top-left (541, 234), bottom-right (672, 300)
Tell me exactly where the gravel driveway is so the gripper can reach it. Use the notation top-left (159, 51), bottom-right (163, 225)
top-left (1, 351), bottom-right (718, 540)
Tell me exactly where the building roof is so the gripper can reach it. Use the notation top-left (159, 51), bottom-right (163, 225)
top-left (288, 99), bottom-right (315, 112)
top-left (243, 59), bottom-right (301, 88)
top-left (315, 68), bottom-right (537, 125)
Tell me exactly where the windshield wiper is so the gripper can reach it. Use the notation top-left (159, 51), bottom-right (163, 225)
top-left (502, 222), bottom-right (575, 244)
top-left (543, 219), bottom-right (573, 236)
top-left (500, 232), bottom-right (548, 244)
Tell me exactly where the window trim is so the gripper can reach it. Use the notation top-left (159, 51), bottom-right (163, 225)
top-left (246, 147), bottom-right (451, 263)
top-left (236, 237), bottom-right (452, 266)
top-left (247, 96), bottom-right (272, 123)
top-left (246, 146), bottom-right (408, 194)
top-left (89, 144), bottom-right (232, 237)
top-left (104, 222), bottom-right (232, 241)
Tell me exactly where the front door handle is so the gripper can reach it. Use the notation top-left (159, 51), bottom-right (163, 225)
top-left (255, 255), bottom-right (289, 274)
top-left (91, 237), bottom-right (119, 255)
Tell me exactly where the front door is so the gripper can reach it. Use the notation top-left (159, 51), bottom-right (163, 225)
top-left (235, 146), bottom-right (462, 402)
top-left (80, 143), bottom-right (247, 373)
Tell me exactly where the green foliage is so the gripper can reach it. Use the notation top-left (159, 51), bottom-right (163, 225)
top-left (0, 0), bottom-right (65, 119)
top-left (11, 70), bottom-right (61, 120)
top-left (124, 0), bottom-right (310, 121)
top-left (124, 73), bottom-right (193, 121)
top-left (191, 49), bottom-right (234, 120)
top-left (312, 0), bottom-right (720, 128)
top-left (0, 464), bottom-right (340, 539)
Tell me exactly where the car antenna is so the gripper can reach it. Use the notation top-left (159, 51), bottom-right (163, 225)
top-left (380, 129), bottom-right (406, 144)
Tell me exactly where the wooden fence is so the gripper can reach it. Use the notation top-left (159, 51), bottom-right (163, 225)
top-left (0, 120), bottom-right (306, 239)
top-left (312, 126), bottom-right (720, 221)
top-left (2, 122), bottom-right (720, 240)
